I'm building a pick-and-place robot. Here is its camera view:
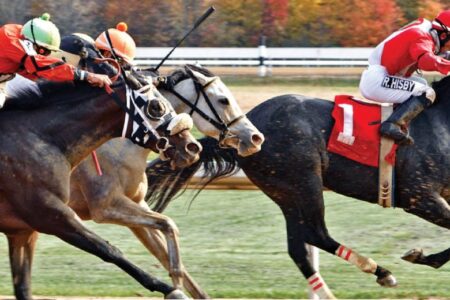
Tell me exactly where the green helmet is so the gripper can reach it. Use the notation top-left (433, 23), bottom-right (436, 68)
top-left (21, 13), bottom-right (61, 51)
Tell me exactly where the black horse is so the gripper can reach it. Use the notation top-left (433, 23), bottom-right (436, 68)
top-left (145, 75), bottom-right (450, 298)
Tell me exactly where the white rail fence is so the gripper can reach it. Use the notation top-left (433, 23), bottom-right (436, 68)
top-left (135, 47), bottom-right (373, 70)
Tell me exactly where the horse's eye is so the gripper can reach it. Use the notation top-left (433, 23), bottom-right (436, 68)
top-left (218, 98), bottom-right (230, 105)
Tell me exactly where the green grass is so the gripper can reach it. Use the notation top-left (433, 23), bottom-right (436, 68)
top-left (0, 190), bottom-right (449, 298)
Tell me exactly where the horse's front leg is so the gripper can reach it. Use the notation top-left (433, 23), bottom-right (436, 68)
top-left (87, 194), bottom-right (185, 291)
top-left (402, 192), bottom-right (450, 268)
top-left (7, 231), bottom-right (39, 300)
top-left (131, 225), bottom-right (210, 299)
top-left (15, 192), bottom-right (184, 299)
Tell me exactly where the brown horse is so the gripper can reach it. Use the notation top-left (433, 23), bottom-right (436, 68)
top-left (57, 64), bottom-right (263, 299)
top-left (1, 66), bottom-right (201, 300)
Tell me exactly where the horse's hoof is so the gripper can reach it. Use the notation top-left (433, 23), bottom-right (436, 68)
top-left (165, 289), bottom-right (190, 299)
top-left (401, 248), bottom-right (424, 263)
top-left (376, 274), bottom-right (397, 287)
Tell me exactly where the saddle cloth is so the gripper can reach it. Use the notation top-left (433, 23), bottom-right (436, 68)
top-left (327, 95), bottom-right (397, 167)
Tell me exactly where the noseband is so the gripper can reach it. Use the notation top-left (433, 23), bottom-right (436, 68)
top-left (158, 75), bottom-right (245, 145)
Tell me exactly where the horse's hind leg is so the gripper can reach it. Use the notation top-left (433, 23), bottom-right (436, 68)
top-left (16, 195), bottom-right (186, 299)
top-left (280, 206), bottom-right (336, 299)
top-left (7, 231), bottom-right (38, 300)
top-left (402, 193), bottom-right (450, 268)
top-left (402, 247), bottom-right (450, 269)
top-left (276, 170), bottom-right (396, 293)
top-left (131, 226), bottom-right (210, 299)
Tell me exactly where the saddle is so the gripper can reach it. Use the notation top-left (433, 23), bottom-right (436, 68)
top-left (327, 95), bottom-right (397, 207)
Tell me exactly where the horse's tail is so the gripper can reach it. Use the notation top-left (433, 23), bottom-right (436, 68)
top-left (145, 136), bottom-right (240, 212)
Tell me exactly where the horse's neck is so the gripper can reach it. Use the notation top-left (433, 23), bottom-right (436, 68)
top-left (38, 93), bottom-right (125, 167)
top-left (97, 138), bottom-right (150, 170)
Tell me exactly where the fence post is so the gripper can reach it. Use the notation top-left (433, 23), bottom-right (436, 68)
top-left (306, 244), bottom-right (320, 300)
top-left (258, 35), bottom-right (267, 77)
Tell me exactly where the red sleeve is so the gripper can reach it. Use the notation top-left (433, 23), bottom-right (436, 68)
top-left (0, 25), bottom-right (77, 82)
top-left (409, 35), bottom-right (435, 61)
top-left (417, 52), bottom-right (450, 75)
top-left (19, 54), bottom-right (77, 82)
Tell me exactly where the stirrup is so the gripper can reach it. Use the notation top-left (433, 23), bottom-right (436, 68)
top-left (380, 122), bottom-right (414, 145)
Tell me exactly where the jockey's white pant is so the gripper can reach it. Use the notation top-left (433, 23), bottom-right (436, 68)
top-left (0, 73), bottom-right (17, 109)
top-left (359, 65), bottom-right (435, 104)
top-left (0, 82), bottom-right (6, 109)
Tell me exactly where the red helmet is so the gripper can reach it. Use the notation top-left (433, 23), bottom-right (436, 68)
top-left (433, 10), bottom-right (450, 46)
top-left (434, 10), bottom-right (450, 31)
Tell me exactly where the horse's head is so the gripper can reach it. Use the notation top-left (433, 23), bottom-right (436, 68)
top-left (116, 77), bottom-right (201, 169)
top-left (54, 34), bottom-right (201, 168)
top-left (154, 65), bottom-right (264, 157)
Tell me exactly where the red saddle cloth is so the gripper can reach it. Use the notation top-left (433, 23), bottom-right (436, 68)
top-left (327, 95), bottom-right (396, 167)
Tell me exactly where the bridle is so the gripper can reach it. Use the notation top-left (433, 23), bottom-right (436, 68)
top-left (92, 58), bottom-right (173, 154)
top-left (157, 73), bottom-right (245, 147)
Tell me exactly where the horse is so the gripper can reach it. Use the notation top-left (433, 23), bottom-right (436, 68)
top-left (62, 63), bottom-right (264, 299)
top-left (0, 62), bottom-right (201, 300)
top-left (144, 75), bottom-right (450, 299)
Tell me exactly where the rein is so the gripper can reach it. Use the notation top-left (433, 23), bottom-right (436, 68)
top-left (158, 75), bottom-right (245, 144)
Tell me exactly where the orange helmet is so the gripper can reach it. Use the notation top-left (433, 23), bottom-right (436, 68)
top-left (95, 22), bottom-right (136, 63)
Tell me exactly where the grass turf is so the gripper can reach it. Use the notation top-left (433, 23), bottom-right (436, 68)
top-left (0, 190), bottom-right (448, 298)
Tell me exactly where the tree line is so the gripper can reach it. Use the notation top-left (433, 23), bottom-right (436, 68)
top-left (0, 0), bottom-right (448, 48)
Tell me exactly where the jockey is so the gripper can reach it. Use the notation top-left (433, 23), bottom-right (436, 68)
top-left (0, 13), bottom-right (112, 108)
top-left (359, 10), bottom-right (450, 145)
top-left (95, 22), bottom-right (136, 70)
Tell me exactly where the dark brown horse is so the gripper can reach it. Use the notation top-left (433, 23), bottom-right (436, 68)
top-left (0, 66), bottom-right (200, 300)
top-left (145, 75), bottom-right (450, 299)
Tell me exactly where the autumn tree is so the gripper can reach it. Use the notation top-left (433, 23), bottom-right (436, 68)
top-left (1, 0), bottom-right (447, 47)
top-left (321, 0), bottom-right (405, 46)
top-left (284, 0), bottom-right (324, 46)
top-left (418, 0), bottom-right (444, 20)
top-left (204, 0), bottom-right (263, 46)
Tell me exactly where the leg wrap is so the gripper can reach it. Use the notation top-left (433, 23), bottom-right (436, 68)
top-left (336, 245), bottom-right (377, 273)
top-left (307, 272), bottom-right (336, 299)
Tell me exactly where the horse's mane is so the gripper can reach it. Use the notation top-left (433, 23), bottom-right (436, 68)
top-left (3, 80), bottom-right (109, 111)
top-left (3, 42), bottom-right (121, 112)
top-left (145, 137), bottom-right (240, 213)
top-left (168, 64), bottom-right (216, 85)
top-left (3, 81), bottom-right (99, 111)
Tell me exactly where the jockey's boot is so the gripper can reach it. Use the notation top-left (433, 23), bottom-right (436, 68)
top-left (379, 93), bottom-right (432, 145)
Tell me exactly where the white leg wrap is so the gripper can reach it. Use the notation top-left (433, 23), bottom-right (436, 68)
top-left (336, 245), bottom-right (377, 273)
top-left (307, 272), bottom-right (336, 299)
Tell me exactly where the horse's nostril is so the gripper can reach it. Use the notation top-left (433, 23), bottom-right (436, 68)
top-left (148, 99), bottom-right (165, 118)
top-left (186, 142), bottom-right (201, 154)
top-left (252, 133), bottom-right (264, 146)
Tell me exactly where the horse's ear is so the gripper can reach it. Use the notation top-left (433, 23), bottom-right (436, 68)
top-left (189, 69), bottom-right (217, 86)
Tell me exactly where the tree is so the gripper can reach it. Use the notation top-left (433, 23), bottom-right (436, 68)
top-left (261, 0), bottom-right (289, 45)
top-left (321, 0), bottom-right (405, 46)
top-left (284, 0), bottom-right (324, 46)
top-left (396, 0), bottom-right (420, 22)
top-left (203, 0), bottom-right (263, 47)
top-left (418, 0), bottom-right (444, 20)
